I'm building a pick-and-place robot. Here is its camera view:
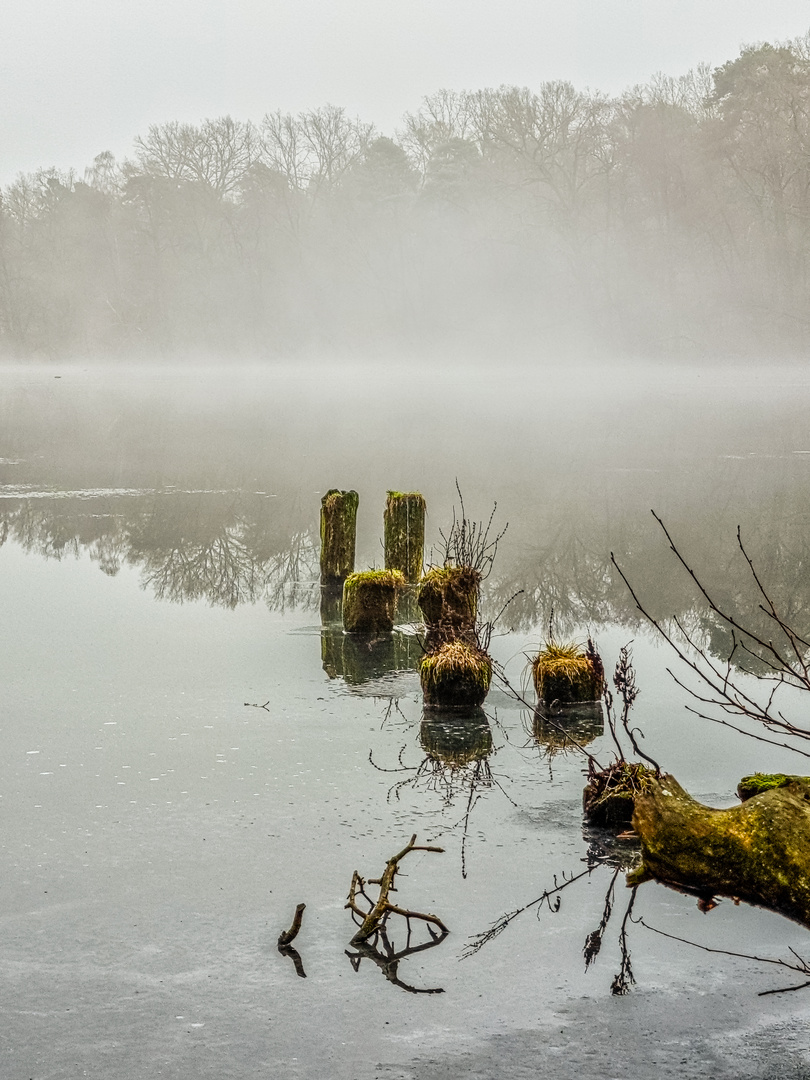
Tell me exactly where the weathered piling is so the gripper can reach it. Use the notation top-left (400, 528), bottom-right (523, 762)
top-left (384, 491), bottom-right (426, 584)
top-left (342, 569), bottom-right (405, 635)
top-left (417, 566), bottom-right (480, 645)
top-left (320, 489), bottom-right (359, 593)
top-left (420, 639), bottom-right (492, 710)
top-left (532, 640), bottom-right (604, 706)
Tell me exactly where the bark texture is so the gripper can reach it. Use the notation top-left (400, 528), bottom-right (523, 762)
top-left (631, 773), bottom-right (810, 926)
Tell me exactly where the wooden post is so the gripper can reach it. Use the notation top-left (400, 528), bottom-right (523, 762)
top-left (384, 491), bottom-right (426, 583)
top-left (320, 489), bottom-right (358, 593)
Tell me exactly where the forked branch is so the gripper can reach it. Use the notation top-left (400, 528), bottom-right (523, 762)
top-left (346, 834), bottom-right (447, 944)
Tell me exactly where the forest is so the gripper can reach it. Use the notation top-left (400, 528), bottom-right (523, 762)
top-left (1, 37), bottom-right (810, 361)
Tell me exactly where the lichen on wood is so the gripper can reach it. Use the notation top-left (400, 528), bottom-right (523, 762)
top-left (629, 772), bottom-right (810, 927)
top-left (384, 491), bottom-right (426, 583)
top-left (532, 639), bottom-right (605, 706)
top-left (320, 489), bottom-right (359, 591)
top-left (420, 639), bottom-right (492, 710)
top-left (417, 565), bottom-right (480, 643)
top-left (342, 568), bottom-right (405, 634)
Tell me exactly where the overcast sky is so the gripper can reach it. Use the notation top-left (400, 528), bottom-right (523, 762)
top-left (2, 0), bottom-right (809, 185)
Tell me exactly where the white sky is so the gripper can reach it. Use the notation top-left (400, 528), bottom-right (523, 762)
top-left (2, 0), bottom-right (809, 184)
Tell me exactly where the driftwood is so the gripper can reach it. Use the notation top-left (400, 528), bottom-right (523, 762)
top-left (630, 773), bottom-right (810, 927)
top-left (346, 834), bottom-right (447, 944)
top-left (277, 902), bottom-right (306, 946)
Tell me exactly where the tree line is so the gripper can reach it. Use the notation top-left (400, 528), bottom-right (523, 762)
top-left (1, 37), bottom-right (809, 360)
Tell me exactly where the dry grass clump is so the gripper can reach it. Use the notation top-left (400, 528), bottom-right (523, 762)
top-left (532, 639), bottom-right (604, 704)
top-left (420, 639), bottom-right (492, 709)
top-left (421, 639), bottom-right (492, 689)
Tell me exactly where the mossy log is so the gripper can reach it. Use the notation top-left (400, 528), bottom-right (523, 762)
top-left (420, 640), bottom-right (492, 710)
top-left (342, 569), bottom-right (405, 634)
top-left (629, 773), bottom-right (810, 926)
top-left (320, 489), bottom-right (359, 592)
top-left (384, 491), bottom-right (426, 584)
top-left (532, 643), bottom-right (604, 705)
top-left (417, 566), bottom-right (480, 643)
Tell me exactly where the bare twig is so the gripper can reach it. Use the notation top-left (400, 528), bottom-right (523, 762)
top-left (278, 902), bottom-right (306, 946)
top-left (346, 834), bottom-right (447, 945)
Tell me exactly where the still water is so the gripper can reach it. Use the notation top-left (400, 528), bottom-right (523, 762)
top-left (2, 362), bottom-right (810, 1078)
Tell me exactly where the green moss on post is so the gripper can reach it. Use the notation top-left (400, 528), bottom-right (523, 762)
top-left (384, 491), bottom-right (426, 584)
top-left (420, 639), bottom-right (492, 710)
top-left (342, 569), bottom-right (405, 635)
top-left (532, 641), bottom-right (604, 705)
top-left (417, 566), bottom-right (480, 643)
top-left (320, 489), bottom-right (359, 592)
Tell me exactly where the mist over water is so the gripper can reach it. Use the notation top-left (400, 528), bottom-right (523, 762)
top-left (3, 23), bottom-right (810, 1080)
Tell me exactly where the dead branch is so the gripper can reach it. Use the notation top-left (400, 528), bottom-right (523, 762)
top-left (346, 834), bottom-right (447, 945)
top-left (610, 513), bottom-right (810, 751)
top-left (462, 865), bottom-right (593, 958)
top-left (636, 916), bottom-right (810, 996)
top-left (277, 902), bottom-right (306, 946)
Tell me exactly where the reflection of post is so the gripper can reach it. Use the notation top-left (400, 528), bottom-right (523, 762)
top-left (320, 489), bottom-right (358, 593)
top-left (420, 709), bottom-right (492, 766)
top-left (384, 492), bottom-right (426, 583)
top-left (532, 701), bottom-right (605, 755)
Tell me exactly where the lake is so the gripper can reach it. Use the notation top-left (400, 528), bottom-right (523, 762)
top-left (2, 361), bottom-right (810, 1078)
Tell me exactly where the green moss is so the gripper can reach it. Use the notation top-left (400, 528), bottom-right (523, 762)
top-left (342, 569), bottom-right (405, 634)
top-left (420, 639), bottom-right (492, 709)
top-left (384, 491), bottom-right (426, 583)
top-left (532, 640), bottom-right (604, 705)
top-left (320, 489), bottom-right (359, 589)
top-left (417, 565), bottom-right (480, 637)
top-left (631, 773), bottom-right (810, 926)
top-left (737, 772), bottom-right (809, 801)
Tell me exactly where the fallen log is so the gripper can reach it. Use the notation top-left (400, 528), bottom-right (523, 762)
top-left (629, 773), bottom-right (810, 927)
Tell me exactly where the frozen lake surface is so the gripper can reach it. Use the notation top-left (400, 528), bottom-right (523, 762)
top-left (2, 361), bottom-right (810, 1078)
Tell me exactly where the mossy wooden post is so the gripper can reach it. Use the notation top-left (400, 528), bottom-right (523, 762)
top-left (320, 489), bottom-right (358, 594)
top-left (384, 492), bottom-right (426, 583)
top-left (343, 569), bottom-right (405, 635)
top-left (628, 773), bottom-right (810, 926)
top-left (417, 566), bottom-right (480, 646)
top-left (420, 640), bottom-right (492, 710)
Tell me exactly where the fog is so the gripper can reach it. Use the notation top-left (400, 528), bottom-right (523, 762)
top-left (2, 30), bottom-right (810, 361)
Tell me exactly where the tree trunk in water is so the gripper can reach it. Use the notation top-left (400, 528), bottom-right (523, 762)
top-left (630, 773), bottom-right (810, 927)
